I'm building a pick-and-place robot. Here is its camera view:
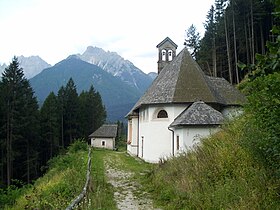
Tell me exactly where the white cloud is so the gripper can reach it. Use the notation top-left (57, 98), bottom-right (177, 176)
top-left (0, 0), bottom-right (215, 73)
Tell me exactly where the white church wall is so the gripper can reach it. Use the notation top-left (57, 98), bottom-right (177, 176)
top-left (173, 126), bottom-right (220, 155)
top-left (137, 104), bottom-right (187, 163)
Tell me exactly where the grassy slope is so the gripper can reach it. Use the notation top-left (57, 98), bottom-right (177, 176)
top-left (6, 141), bottom-right (89, 209)
top-left (146, 116), bottom-right (280, 209)
top-left (5, 117), bottom-right (280, 209)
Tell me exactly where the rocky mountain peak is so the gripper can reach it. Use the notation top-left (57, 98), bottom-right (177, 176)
top-left (18, 55), bottom-right (51, 79)
top-left (78, 46), bottom-right (153, 92)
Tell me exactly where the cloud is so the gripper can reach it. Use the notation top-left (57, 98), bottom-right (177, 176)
top-left (0, 0), bottom-right (215, 73)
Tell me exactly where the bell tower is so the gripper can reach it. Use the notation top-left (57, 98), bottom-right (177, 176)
top-left (156, 37), bottom-right (178, 74)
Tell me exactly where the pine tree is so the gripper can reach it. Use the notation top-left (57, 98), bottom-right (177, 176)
top-left (40, 92), bottom-right (59, 165)
top-left (64, 78), bottom-right (79, 146)
top-left (57, 86), bottom-right (66, 148)
top-left (0, 57), bottom-right (39, 185)
top-left (185, 24), bottom-right (200, 58)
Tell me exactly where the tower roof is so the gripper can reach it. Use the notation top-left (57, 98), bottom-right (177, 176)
top-left (127, 48), bottom-right (246, 116)
top-left (156, 37), bottom-right (178, 49)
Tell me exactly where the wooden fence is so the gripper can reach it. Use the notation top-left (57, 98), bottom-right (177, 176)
top-left (65, 147), bottom-right (92, 210)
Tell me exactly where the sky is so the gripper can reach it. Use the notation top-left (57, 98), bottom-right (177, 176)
top-left (0, 0), bottom-right (215, 73)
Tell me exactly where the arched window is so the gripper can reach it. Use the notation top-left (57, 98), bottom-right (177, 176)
top-left (161, 49), bottom-right (166, 61)
top-left (157, 110), bottom-right (168, 118)
top-left (168, 50), bottom-right (173, 61)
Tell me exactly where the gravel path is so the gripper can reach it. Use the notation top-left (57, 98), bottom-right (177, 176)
top-left (104, 156), bottom-right (160, 210)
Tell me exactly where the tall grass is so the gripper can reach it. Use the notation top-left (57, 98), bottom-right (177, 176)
top-left (6, 140), bottom-right (89, 209)
top-left (146, 117), bottom-right (280, 209)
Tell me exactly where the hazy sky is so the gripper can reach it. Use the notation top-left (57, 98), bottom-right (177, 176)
top-left (0, 0), bottom-right (215, 73)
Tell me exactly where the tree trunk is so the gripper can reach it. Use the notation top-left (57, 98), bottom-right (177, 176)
top-left (233, 10), bottom-right (239, 84)
top-left (6, 101), bottom-right (11, 186)
top-left (260, 23), bottom-right (265, 55)
top-left (225, 15), bottom-right (233, 84)
top-left (61, 115), bottom-right (64, 148)
top-left (251, 0), bottom-right (255, 64)
top-left (212, 36), bottom-right (217, 77)
top-left (244, 18), bottom-right (250, 65)
top-left (27, 140), bottom-right (30, 184)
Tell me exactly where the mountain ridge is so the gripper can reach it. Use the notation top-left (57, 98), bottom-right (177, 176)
top-left (29, 56), bottom-right (142, 122)
top-left (77, 46), bottom-right (153, 92)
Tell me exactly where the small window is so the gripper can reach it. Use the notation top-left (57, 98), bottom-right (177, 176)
top-left (162, 50), bottom-right (166, 61)
top-left (102, 141), bottom-right (105, 146)
top-left (157, 110), bottom-right (168, 118)
top-left (168, 50), bottom-right (173, 61)
top-left (176, 136), bottom-right (180, 150)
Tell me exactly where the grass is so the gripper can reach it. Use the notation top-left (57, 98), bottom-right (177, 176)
top-left (146, 117), bottom-right (280, 209)
top-left (85, 148), bottom-right (117, 209)
top-left (86, 148), bottom-right (153, 209)
top-left (6, 140), bottom-right (89, 209)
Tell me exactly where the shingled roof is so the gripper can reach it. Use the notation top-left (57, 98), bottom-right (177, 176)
top-left (128, 48), bottom-right (246, 115)
top-left (169, 101), bottom-right (224, 127)
top-left (89, 124), bottom-right (118, 138)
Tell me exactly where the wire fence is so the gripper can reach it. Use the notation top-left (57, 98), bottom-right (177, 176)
top-left (65, 147), bottom-right (92, 210)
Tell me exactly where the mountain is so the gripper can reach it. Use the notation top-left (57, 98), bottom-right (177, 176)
top-left (18, 55), bottom-right (51, 79)
top-left (29, 56), bottom-right (141, 122)
top-left (148, 72), bottom-right (157, 80)
top-left (78, 46), bottom-right (153, 92)
top-left (0, 63), bottom-right (7, 75)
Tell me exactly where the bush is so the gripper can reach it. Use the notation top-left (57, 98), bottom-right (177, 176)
top-left (242, 73), bottom-right (280, 175)
top-left (68, 138), bottom-right (88, 153)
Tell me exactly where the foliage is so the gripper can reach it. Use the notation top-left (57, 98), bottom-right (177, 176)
top-left (0, 63), bottom-right (107, 193)
top-left (185, 24), bottom-right (200, 58)
top-left (146, 118), bottom-right (280, 209)
top-left (0, 57), bottom-right (40, 186)
top-left (238, 0), bottom-right (280, 175)
top-left (6, 140), bottom-right (88, 209)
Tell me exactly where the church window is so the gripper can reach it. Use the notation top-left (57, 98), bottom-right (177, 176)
top-left (176, 136), bottom-right (180, 150)
top-left (162, 50), bottom-right (166, 61)
top-left (128, 120), bottom-right (132, 144)
top-left (157, 110), bottom-right (168, 118)
top-left (168, 50), bottom-right (173, 61)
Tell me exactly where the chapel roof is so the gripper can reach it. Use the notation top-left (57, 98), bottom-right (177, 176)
top-left (89, 124), bottom-right (118, 138)
top-left (127, 47), bottom-right (246, 115)
top-left (169, 101), bottom-right (224, 127)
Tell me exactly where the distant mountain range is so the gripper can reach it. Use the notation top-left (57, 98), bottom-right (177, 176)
top-left (1, 47), bottom-right (156, 121)
top-left (28, 47), bottom-right (156, 122)
top-left (77, 46), bottom-right (153, 92)
top-left (18, 56), bottom-right (51, 79)
top-left (1, 56), bottom-right (51, 79)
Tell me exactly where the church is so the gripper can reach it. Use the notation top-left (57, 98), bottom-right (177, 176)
top-left (126, 37), bottom-right (246, 163)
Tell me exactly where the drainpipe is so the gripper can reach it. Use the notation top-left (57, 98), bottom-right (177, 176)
top-left (168, 126), bottom-right (174, 156)
top-left (137, 116), bottom-right (140, 157)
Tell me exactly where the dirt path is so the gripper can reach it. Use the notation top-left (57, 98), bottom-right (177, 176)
top-left (104, 153), bottom-right (160, 210)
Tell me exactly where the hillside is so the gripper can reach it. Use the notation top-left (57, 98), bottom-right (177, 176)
top-left (145, 116), bottom-right (280, 209)
top-left (29, 56), bottom-right (140, 122)
top-left (3, 118), bottom-right (279, 209)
